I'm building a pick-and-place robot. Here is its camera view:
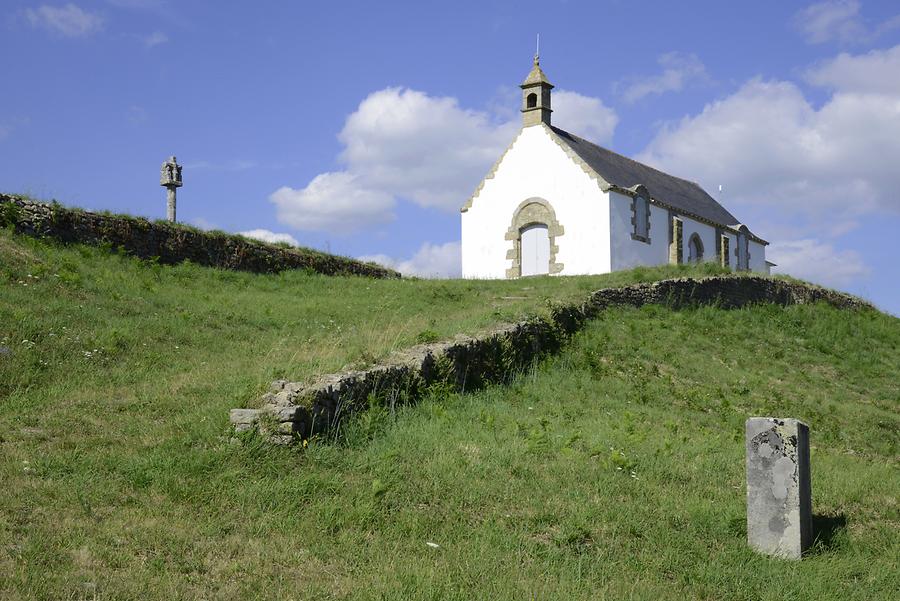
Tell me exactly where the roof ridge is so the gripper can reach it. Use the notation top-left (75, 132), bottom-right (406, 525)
top-left (550, 126), bottom-right (709, 194)
top-left (547, 125), bottom-right (765, 243)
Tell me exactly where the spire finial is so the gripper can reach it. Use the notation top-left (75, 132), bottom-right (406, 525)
top-left (534, 33), bottom-right (540, 65)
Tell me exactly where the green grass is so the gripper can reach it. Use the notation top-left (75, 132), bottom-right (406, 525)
top-left (1, 228), bottom-right (897, 599)
top-left (0, 228), bottom-right (731, 399)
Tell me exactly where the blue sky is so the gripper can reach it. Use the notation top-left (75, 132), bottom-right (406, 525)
top-left (2, 0), bottom-right (899, 314)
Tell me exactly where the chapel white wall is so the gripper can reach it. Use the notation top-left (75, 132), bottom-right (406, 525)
top-left (608, 191), bottom-right (669, 270)
top-left (681, 218), bottom-right (768, 272)
top-left (726, 233), bottom-right (767, 272)
top-left (681, 217), bottom-right (717, 264)
top-left (462, 126), bottom-right (768, 278)
top-left (461, 125), bottom-right (610, 279)
top-left (608, 192), bottom-right (752, 271)
top-left (748, 240), bottom-right (767, 272)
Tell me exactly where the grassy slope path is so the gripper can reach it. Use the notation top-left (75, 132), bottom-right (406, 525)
top-left (1, 229), bottom-right (898, 599)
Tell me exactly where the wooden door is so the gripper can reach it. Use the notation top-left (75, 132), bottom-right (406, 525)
top-left (520, 224), bottom-right (550, 276)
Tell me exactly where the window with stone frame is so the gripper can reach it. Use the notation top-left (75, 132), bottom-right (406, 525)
top-left (737, 233), bottom-right (750, 270)
top-left (717, 232), bottom-right (730, 268)
top-left (688, 233), bottom-right (704, 262)
top-left (631, 195), bottom-right (650, 243)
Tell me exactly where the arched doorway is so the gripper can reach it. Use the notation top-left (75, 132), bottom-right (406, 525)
top-left (504, 197), bottom-right (565, 278)
top-left (520, 224), bottom-right (550, 276)
top-left (688, 233), bottom-right (704, 263)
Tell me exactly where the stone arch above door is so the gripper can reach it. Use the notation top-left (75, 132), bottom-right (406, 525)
top-left (504, 197), bottom-right (565, 278)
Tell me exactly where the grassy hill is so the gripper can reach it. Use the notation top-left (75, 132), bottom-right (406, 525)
top-left (1, 228), bottom-right (897, 599)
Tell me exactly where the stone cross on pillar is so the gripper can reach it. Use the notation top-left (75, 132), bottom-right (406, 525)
top-left (160, 155), bottom-right (183, 223)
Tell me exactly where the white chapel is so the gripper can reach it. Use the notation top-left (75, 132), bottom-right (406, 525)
top-left (461, 56), bottom-right (770, 279)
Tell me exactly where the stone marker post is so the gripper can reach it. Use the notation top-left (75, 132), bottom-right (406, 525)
top-left (160, 155), bottom-right (183, 223)
top-left (745, 417), bottom-right (812, 559)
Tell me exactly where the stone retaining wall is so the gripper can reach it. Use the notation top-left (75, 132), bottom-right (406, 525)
top-left (0, 195), bottom-right (398, 278)
top-left (230, 276), bottom-right (873, 444)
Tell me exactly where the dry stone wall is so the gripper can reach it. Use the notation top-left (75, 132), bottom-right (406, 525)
top-left (0, 195), bottom-right (398, 278)
top-left (231, 275), bottom-right (873, 444)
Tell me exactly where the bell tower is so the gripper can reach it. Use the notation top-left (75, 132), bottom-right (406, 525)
top-left (521, 49), bottom-right (553, 127)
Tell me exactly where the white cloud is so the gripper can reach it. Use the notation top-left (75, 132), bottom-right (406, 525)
top-left (637, 50), bottom-right (900, 228)
top-left (637, 45), bottom-right (900, 290)
top-left (272, 86), bottom-right (616, 234)
top-left (769, 239), bottom-right (870, 287)
top-left (359, 241), bottom-right (461, 278)
top-left (239, 229), bottom-right (300, 247)
top-left (618, 52), bottom-right (708, 103)
top-left (794, 1), bottom-right (900, 44)
top-left (805, 45), bottom-right (900, 94)
top-left (336, 87), bottom-right (518, 211)
top-left (795, 0), bottom-right (865, 43)
top-left (143, 31), bottom-right (168, 48)
top-left (189, 217), bottom-right (216, 230)
top-left (271, 172), bottom-right (395, 234)
top-left (24, 3), bottom-right (104, 37)
top-left (552, 90), bottom-right (618, 145)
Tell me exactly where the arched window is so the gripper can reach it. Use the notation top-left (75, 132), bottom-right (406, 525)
top-left (688, 233), bottom-right (704, 262)
top-left (526, 93), bottom-right (537, 108)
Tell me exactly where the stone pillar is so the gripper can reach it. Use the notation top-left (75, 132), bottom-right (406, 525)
top-left (160, 155), bottom-right (183, 223)
top-left (669, 217), bottom-right (683, 265)
top-left (166, 187), bottom-right (177, 223)
top-left (745, 417), bottom-right (812, 559)
top-left (719, 234), bottom-right (730, 268)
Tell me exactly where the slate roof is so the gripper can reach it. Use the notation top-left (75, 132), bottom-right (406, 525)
top-left (550, 126), bottom-right (763, 241)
